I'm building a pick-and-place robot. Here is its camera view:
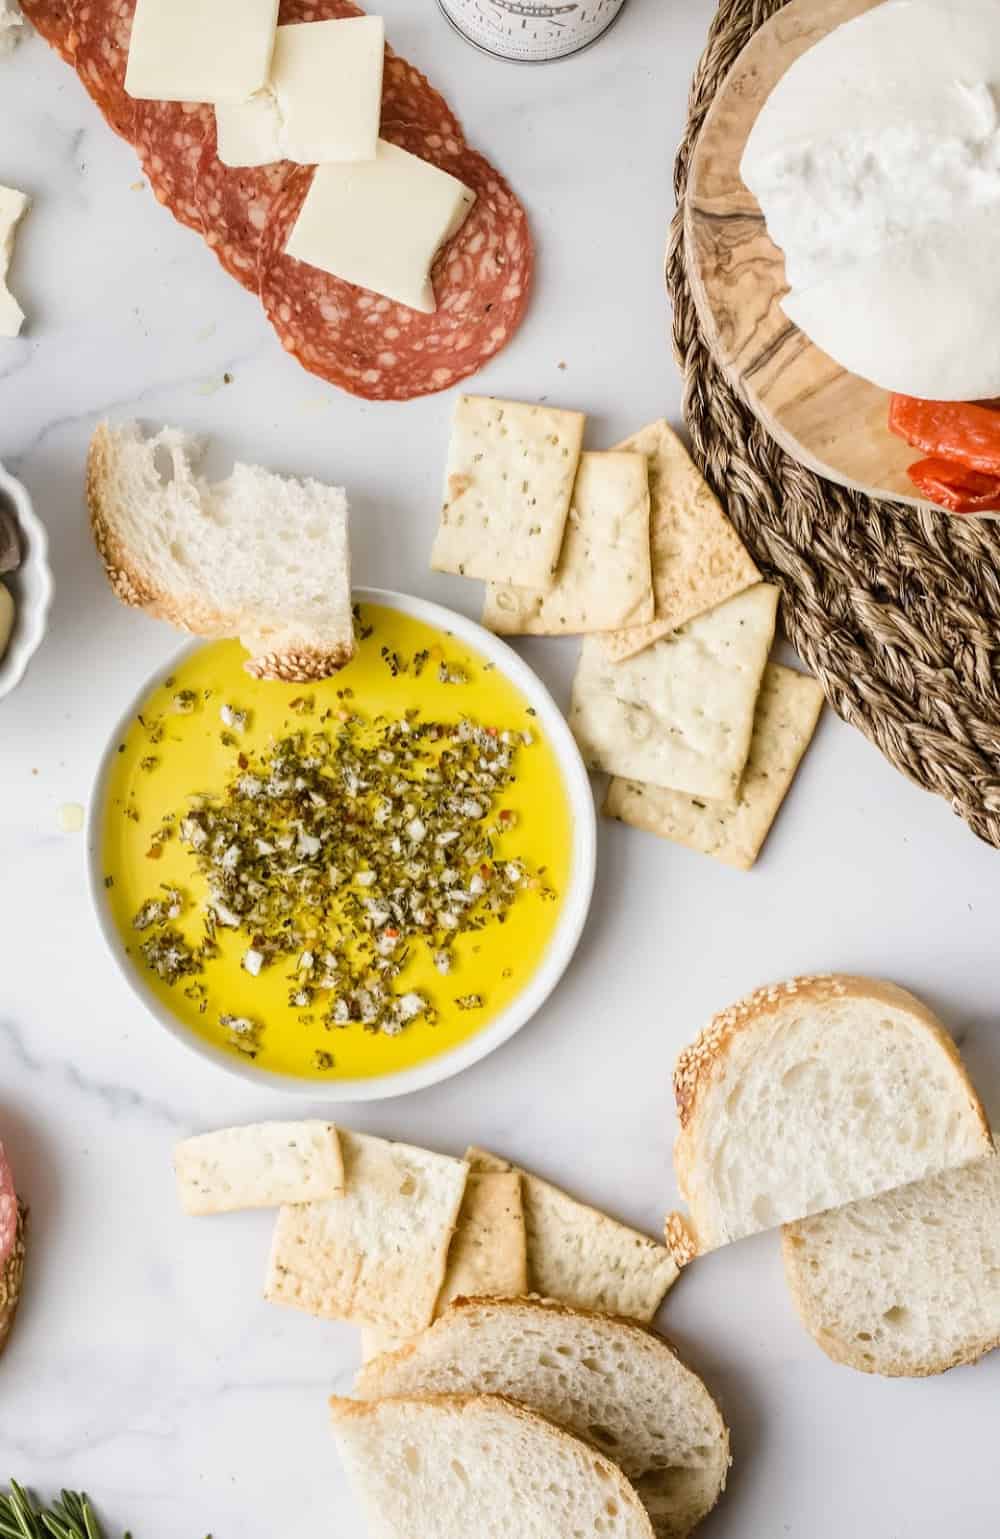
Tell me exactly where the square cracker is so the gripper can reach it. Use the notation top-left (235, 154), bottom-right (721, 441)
top-left (569, 583), bottom-right (779, 801)
top-left (265, 1131), bottom-right (468, 1335)
top-left (430, 395), bottom-right (585, 589)
top-left (360, 1170), bottom-right (528, 1361)
top-left (604, 662), bottom-right (824, 870)
top-left (173, 1122), bottom-right (344, 1216)
top-left (482, 452), bottom-right (654, 636)
top-left (466, 1148), bottom-right (677, 1323)
top-left (602, 420), bottom-right (760, 662)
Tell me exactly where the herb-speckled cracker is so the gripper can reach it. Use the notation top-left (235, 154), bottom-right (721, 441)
top-left (466, 1149), bottom-right (677, 1322)
top-left (604, 663), bottom-right (824, 870)
top-left (174, 1122), bottom-right (345, 1216)
top-left (482, 452), bottom-right (653, 635)
top-left (430, 396), bottom-right (585, 588)
top-left (265, 1131), bottom-right (468, 1335)
top-left (570, 584), bottom-right (779, 801)
top-left (361, 1169), bottom-right (528, 1361)
top-left (602, 421), bottom-right (760, 662)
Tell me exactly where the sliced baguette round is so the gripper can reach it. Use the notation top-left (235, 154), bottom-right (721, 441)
top-left (673, 974), bottom-right (991, 1253)
top-left (782, 1143), bottom-right (1000, 1376)
top-left (87, 420), bottom-right (354, 682)
top-left (355, 1297), bottom-right (729, 1539)
top-left (331, 1391), bottom-right (656, 1539)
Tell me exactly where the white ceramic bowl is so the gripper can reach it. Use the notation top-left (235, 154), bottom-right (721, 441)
top-left (0, 461), bottom-right (54, 701)
top-left (88, 587), bottom-right (597, 1101)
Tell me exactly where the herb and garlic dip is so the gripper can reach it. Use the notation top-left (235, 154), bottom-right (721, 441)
top-left (99, 605), bottom-right (573, 1082)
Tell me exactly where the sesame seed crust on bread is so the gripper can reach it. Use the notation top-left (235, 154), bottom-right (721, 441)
top-left (673, 974), bottom-right (841, 1132)
top-left (664, 1212), bottom-right (698, 1269)
top-left (245, 643), bottom-right (355, 683)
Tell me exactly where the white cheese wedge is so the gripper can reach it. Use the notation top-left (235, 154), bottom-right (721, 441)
top-left (125, 0), bottom-right (280, 105)
top-left (216, 17), bottom-right (385, 169)
top-left (285, 141), bottom-right (475, 313)
top-left (0, 0), bottom-right (23, 55)
top-left (0, 184), bottom-right (29, 338)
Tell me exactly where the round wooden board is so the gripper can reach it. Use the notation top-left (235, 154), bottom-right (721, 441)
top-left (683, 0), bottom-right (941, 513)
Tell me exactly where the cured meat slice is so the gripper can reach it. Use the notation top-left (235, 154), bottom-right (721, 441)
top-left (195, 131), bottom-right (293, 293)
top-left (260, 124), bottom-right (533, 401)
top-left (20, 0), bottom-right (76, 62)
top-left (382, 48), bottom-right (463, 139)
top-left (71, 0), bottom-right (137, 140)
top-left (0, 1143), bottom-right (16, 1270)
top-left (136, 101), bottom-right (214, 235)
top-left (280, 0), bottom-right (363, 20)
top-left (0, 1177), bottom-right (25, 1355)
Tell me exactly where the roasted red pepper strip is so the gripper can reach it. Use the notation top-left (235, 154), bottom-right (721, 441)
top-left (889, 394), bottom-right (1000, 475)
top-left (906, 456), bottom-right (1000, 514)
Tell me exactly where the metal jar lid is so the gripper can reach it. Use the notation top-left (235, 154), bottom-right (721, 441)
top-left (435, 0), bottom-right (629, 64)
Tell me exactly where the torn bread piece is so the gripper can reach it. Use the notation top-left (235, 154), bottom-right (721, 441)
top-left (672, 974), bottom-right (992, 1255)
top-left (265, 1131), bottom-right (467, 1335)
top-left (604, 663), bottom-right (824, 870)
top-left (361, 1169), bottom-right (528, 1361)
top-left (331, 1394), bottom-right (657, 1539)
top-left (782, 1142), bottom-right (1000, 1377)
top-left (467, 1148), bottom-right (677, 1322)
top-left (87, 421), bottom-right (353, 683)
top-left (430, 395), bottom-right (585, 588)
top-left (570, 584), bottom-right (779, 801)
top-left (356, 1297), bottom-right (731, 1539)
top-left (603, 421), bottom-right (759, 663)
top-left (174, 1122), bottom-right (344, 1216)
top-left (483, 451), bottom-right (654, 635)
top-left (0, 186), bottom-right (30, 338)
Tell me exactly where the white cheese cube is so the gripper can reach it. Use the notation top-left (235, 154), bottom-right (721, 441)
top-left (125, 0), bottom-right (280, 106)
top-left (0, 184), bottom-right (29, 339)
top-left (285, 140), bottom-right (476, 313)
top-left (216, 92), bottom-right (284, 170)
top-left (215, 17), bottom-right (384, 169)
top-left (276, 17), bottom-right (384, 164)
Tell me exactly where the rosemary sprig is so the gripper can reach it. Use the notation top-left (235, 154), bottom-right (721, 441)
top-left (0, 1485), bottom-right (126, 1539)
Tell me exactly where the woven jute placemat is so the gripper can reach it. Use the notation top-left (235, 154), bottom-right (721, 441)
top-left (668, 0), bottom-right (1000, 849)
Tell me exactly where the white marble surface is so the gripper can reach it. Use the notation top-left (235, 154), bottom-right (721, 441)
top-left (2, 2), bottom-right (1000, 1533)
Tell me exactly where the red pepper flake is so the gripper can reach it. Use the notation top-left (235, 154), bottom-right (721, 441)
top-left (238, 753), bottom-right (249, 770)
top-left (146, 844), bottom-right (164, 860)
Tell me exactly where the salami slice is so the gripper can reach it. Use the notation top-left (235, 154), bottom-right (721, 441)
top-left (260, 124), bottom-right (533, 401)
top-left (0, 1143), bottom-right (16, 1271)
top-left (71, 0), bottom-right (137, 141)
top-left (0, 1145), bottom-right (25, 1355)
top-left (382, 49), bottom-right (463, 139)
top-left (136, 101), bottom-right (214, 235)
top-left (20, 0), bottom-right (76, 62)
top-left (280, 0), bottom-right (363, 20)
top-left (195, 129), bottom-right (294, 293)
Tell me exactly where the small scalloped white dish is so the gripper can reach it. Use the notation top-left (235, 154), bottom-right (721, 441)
top-left (0, 461), bottom-right (54, 701)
